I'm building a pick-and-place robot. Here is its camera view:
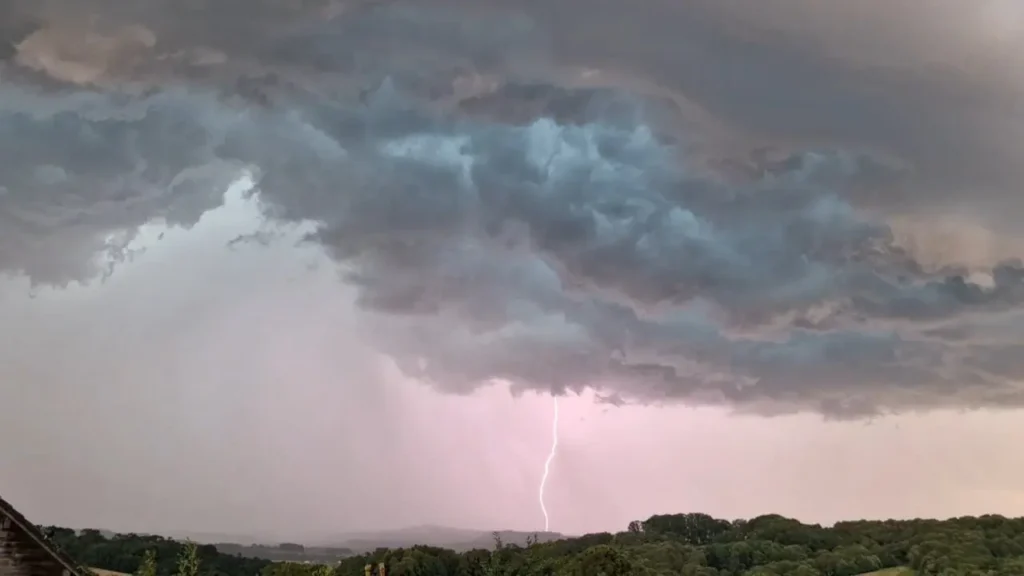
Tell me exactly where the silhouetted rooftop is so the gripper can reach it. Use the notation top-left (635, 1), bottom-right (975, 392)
top-left (0, 495), bottom-right (88, 576)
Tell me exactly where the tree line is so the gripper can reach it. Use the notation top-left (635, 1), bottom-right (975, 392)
top-left (42, 527), bottom-right (271, 576)
top-left (44, 512), bottom-right (1024, 576)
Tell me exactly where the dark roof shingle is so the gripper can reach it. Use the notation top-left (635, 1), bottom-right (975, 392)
top-left (0, 495), bottom-right (90, 576)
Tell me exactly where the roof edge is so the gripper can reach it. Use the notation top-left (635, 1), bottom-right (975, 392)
top-left (0, 494), bottom-right (92, 576)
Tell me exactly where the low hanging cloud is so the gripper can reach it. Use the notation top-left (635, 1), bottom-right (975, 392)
top-left (3, 0), bottom-right (1024, 417)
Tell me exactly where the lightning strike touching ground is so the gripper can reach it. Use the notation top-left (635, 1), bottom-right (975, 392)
top-left (538, 396), bottom-right (560, 532)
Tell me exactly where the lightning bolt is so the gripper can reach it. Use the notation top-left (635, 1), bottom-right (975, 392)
top-left (538, 396), bottom-right (560, 532)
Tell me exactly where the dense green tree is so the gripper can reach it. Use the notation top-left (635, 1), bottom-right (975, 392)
top-left (137, 550), bottom-right (158, 576)
top-left (554, 544), bottom-right (647, 576)
top-left (40, 528), bottom-right (271, 576)
top-left (39, 512), bottom-right (1024, 576)
top-left (176, 542), bottom-right (200, 576)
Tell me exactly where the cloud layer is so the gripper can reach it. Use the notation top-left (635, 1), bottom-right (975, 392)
top-left (3, 0), bottom-right (1024, 417)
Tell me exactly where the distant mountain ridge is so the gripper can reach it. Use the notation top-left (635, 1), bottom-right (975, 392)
top-left (327, 525), bottom-right (567, 553)
top-left (161, 525), bottom-right (568, 556)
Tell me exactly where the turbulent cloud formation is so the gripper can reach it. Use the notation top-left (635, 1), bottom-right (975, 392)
top-left (3, 0), bottom-right (1024, 417)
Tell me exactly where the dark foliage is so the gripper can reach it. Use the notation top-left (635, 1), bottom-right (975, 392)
top-left (45, 512), bottom-right (1024, 576)
top-left (41, 527), bottom-right (271, 576)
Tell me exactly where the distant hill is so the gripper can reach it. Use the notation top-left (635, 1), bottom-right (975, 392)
top-left (164, 531), bottom-right (269, 546)
top-left (212, 542), bottom-right (353, 563)
top-left (322, 525), bottom-right (567, 553)
top-left (61, 525), bottom-right (568, 560)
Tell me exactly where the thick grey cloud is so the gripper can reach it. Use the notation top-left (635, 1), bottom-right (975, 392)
top-left (3, 0), bottom-right (1024, 417)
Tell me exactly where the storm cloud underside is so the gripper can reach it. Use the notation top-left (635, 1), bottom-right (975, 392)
top-left (3, 0), bottom-right (1024, 417)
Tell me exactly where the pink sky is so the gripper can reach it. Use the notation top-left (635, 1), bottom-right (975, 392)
top-left (3, 188), bottom-right (1024, 541)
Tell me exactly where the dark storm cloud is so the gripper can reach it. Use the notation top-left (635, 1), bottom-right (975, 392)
top-left (0, 88), bottom-right (243, 284)
top-left (3, 0), bottom-right (1024, 416)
